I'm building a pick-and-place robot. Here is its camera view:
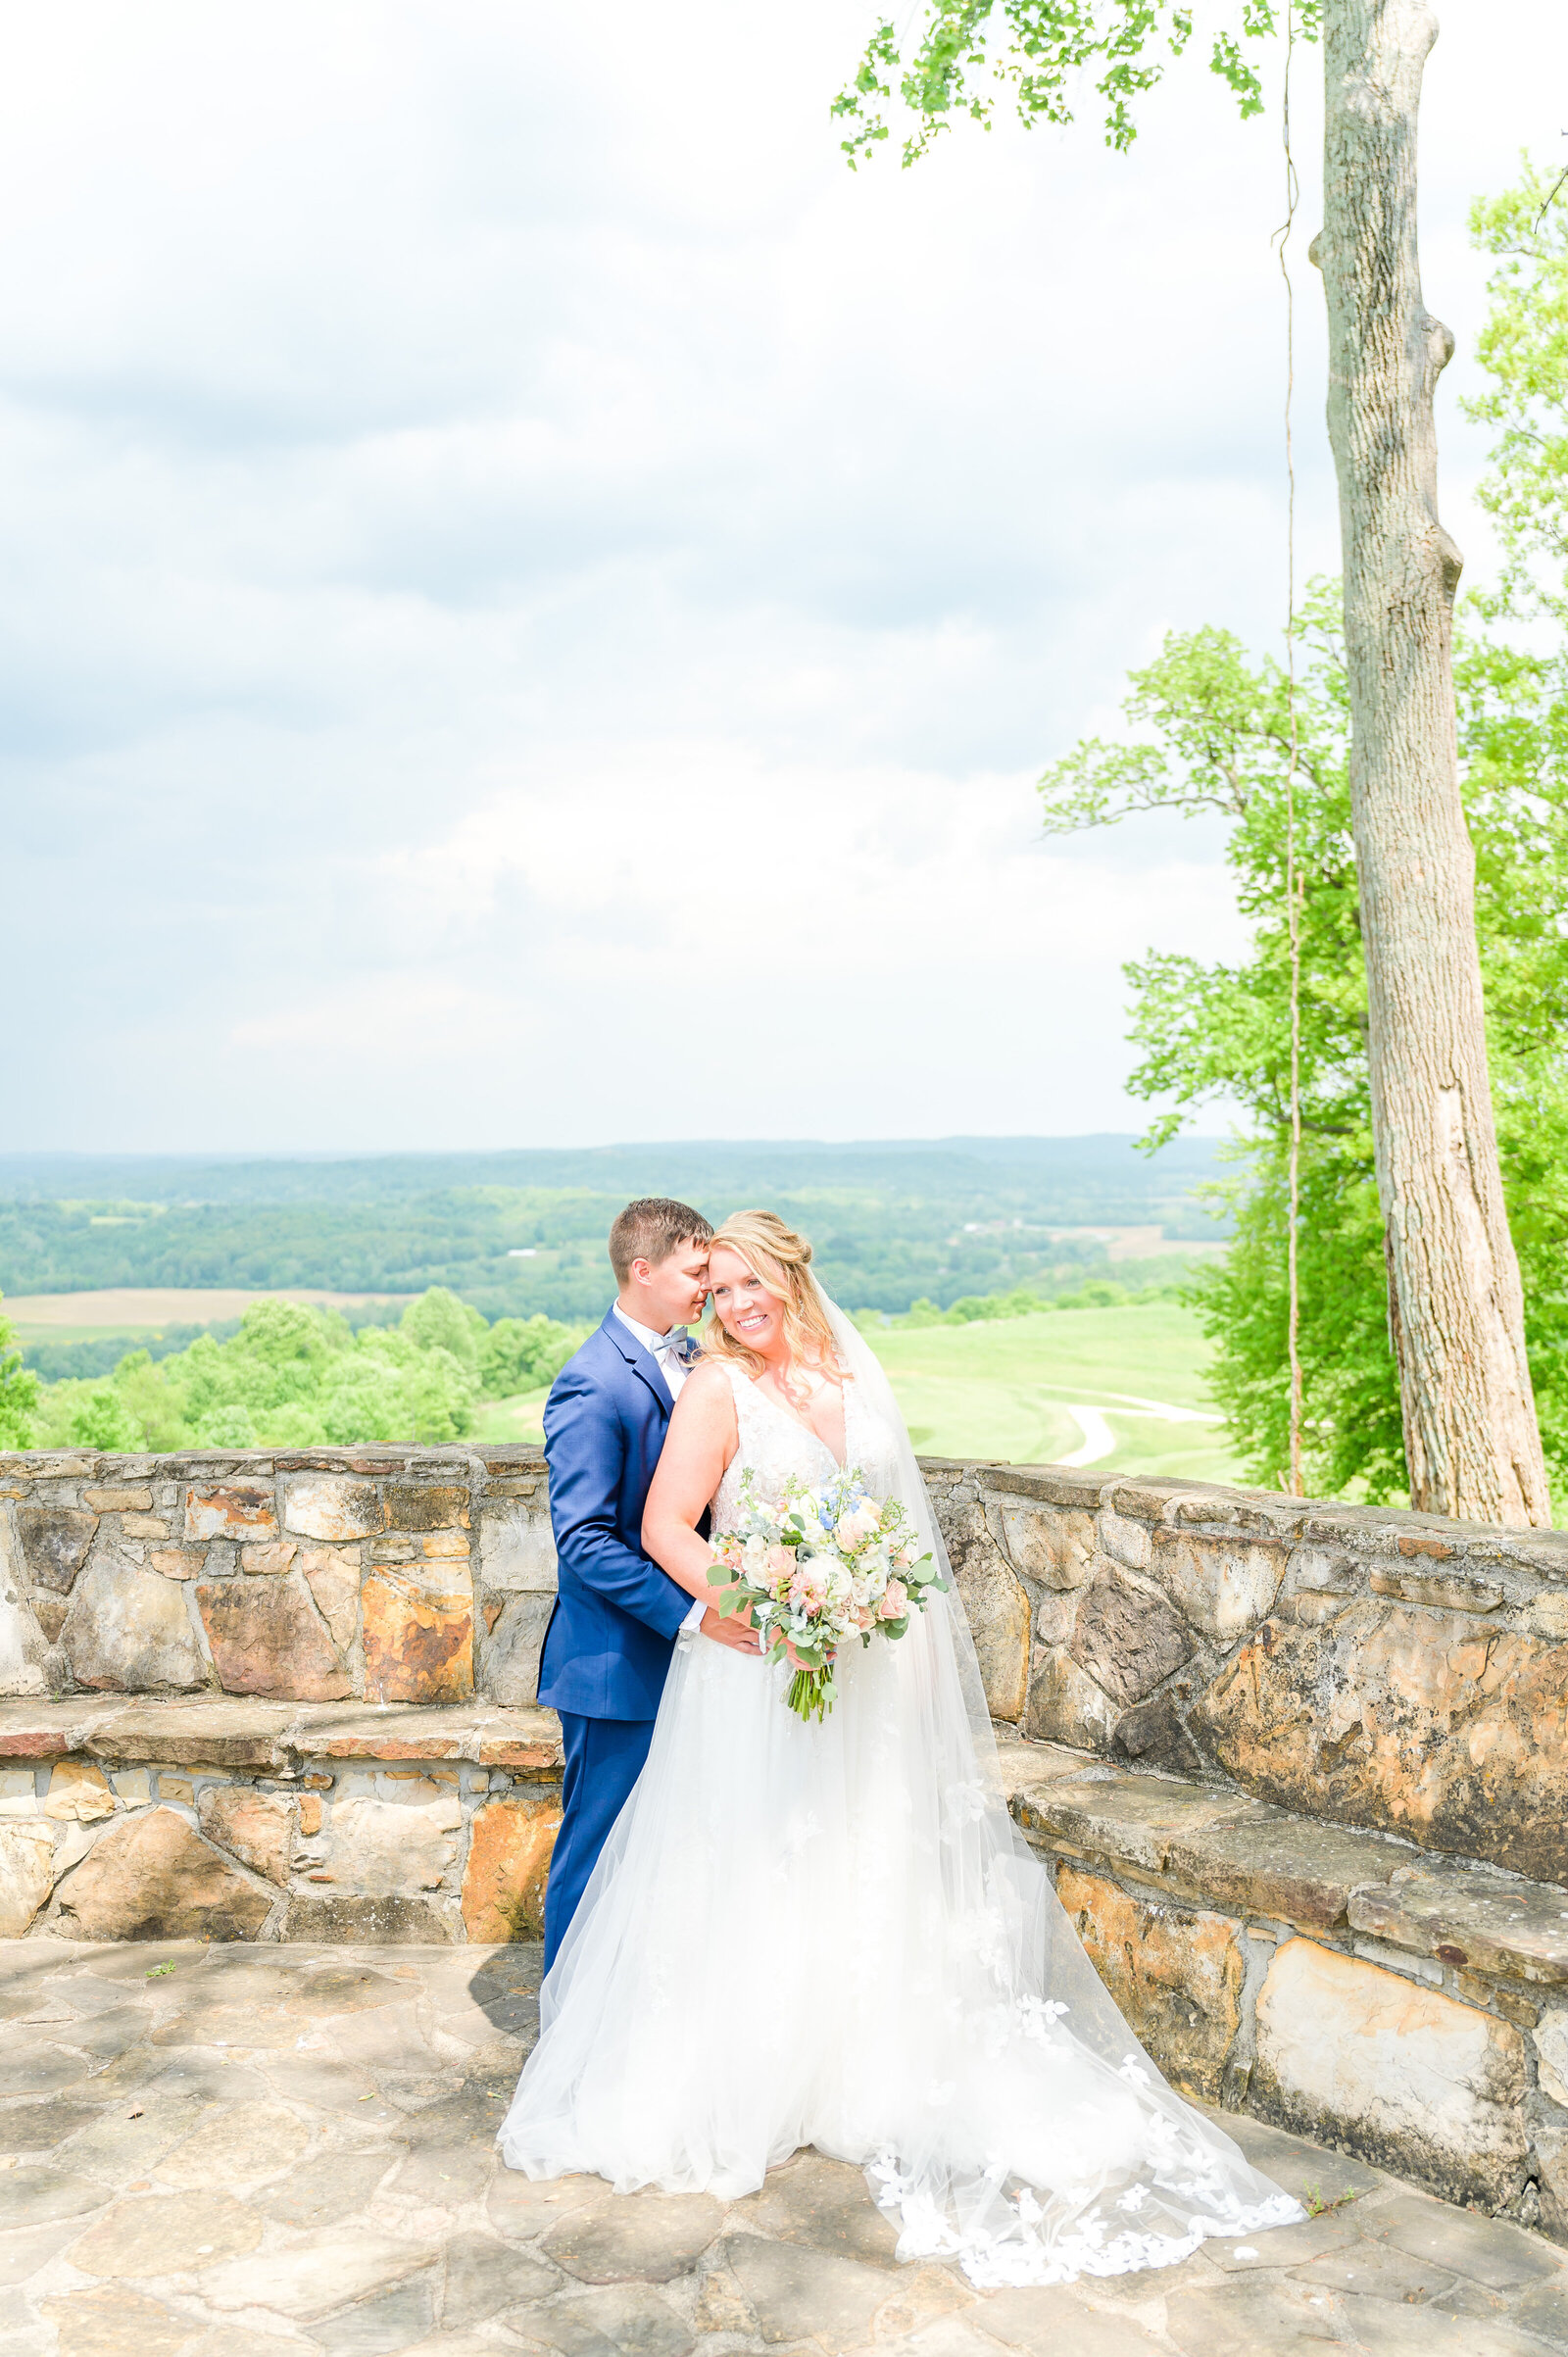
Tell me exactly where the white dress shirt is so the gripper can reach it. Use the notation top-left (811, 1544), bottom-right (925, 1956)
top-left (613, 1303), bottom-right (707, 1642)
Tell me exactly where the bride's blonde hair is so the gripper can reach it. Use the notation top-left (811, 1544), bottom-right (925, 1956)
top-left (702, 1208), bottom-right (846, 1397)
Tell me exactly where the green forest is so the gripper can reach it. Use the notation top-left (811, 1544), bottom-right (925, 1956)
top-left (11, 1292), bottom-right (580, 1453)
top-left (0, 1136), bottom-right (1218, 1326)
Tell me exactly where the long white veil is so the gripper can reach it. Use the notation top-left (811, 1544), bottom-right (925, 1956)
top-left (815, 1282), bottom-right (1300, 2282)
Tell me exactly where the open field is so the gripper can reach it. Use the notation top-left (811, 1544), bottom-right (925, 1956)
top-left (871, 1305), bottom-right (1239, 1480)
top-left (473, 1389), bottom-right (554, 1446)
top-left (2, 1286), bottom-right (414, 1341)
top-left (477, 1305), bottom-right (1241, 1482)
top-left (1057, 1222), bottom-right (1226, 1263)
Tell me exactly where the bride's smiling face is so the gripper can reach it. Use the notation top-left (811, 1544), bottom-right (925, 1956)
top-left (708, 1247), bottom-right (786, 1355)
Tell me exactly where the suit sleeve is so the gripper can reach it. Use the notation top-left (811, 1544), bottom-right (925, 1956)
top-left (543, 1366), bottom-right (695, 1643)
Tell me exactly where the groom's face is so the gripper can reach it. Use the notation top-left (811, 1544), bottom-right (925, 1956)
top-left (629, 1239), bottom-right (711, 1333)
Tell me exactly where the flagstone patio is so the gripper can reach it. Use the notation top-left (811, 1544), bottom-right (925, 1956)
top-left (3, 1939), bottom-right (1567, 2357)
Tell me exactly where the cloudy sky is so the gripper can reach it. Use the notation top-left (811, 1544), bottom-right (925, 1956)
top-left (4, 1), bottom-right (1562, 1153)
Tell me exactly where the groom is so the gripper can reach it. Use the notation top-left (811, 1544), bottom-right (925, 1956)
top-left (537, 1196), bottom-right (757, 1969)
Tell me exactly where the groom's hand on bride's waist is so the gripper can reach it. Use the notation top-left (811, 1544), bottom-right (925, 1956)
top-left (700, 1604), bottom-right (761, 1654)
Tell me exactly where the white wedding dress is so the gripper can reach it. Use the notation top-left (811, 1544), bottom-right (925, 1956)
top-left (498, 1300), bottom-right (1300, 2287)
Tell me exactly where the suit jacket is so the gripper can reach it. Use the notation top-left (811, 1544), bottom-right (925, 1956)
top-left (536, 1309), bottom-right (697, 1720)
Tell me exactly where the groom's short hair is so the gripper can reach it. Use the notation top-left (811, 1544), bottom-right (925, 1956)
top-left (609, 1199), bottom-right (714, 1286)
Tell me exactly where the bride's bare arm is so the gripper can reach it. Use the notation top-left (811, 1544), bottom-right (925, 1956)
top-left (644, 1368), bottom-right (759, 1649)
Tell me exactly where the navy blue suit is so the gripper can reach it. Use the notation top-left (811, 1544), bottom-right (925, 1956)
top-left (538, 1310), bottom-right (695, 1967)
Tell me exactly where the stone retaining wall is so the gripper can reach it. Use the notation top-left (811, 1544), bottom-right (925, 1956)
top-left (4, 1443), bottom-right (1567, 1879)
top-left (929, 1458), bottom-right (1568, 1886)
top-left (0, 1446), bottom-right (557, 1712)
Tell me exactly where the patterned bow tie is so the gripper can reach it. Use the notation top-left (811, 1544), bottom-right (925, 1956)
top-left (658, 1330), bottom-right (703, 1369)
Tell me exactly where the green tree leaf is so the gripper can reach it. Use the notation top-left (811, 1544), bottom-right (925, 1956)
top-left (1043, 565), bottom-right (1568, 1500)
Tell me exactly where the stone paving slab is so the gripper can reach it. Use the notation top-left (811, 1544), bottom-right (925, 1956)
top-left (2, 1940), bottom-right (1567, 2355)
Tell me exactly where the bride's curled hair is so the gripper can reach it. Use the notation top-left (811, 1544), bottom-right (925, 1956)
top-left (702, 1208), bottom-right (846, 1399)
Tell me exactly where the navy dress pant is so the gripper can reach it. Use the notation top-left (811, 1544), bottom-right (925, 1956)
top-left (543, 1710), bottom-right (657, 1972)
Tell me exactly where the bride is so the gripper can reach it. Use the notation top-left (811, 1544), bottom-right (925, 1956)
top-left (498, 1209), bottom-right (1299, 2287)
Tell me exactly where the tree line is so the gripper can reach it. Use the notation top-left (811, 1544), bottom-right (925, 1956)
top-left (0, 1270), bottom-right (1186, 1452)
top-left (0, 1190), bottom-right (1205, 1327)
top-left (0, 1293), bottom-right (586, 1453)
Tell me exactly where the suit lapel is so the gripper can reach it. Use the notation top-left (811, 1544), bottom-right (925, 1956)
top-left (601, 1309), bottom-right (674, 1416)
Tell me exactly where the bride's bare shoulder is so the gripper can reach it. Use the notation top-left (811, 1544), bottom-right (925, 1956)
top-left (662, 1362), bottom-right (740, 1476)
top-left (669, 1359), bottom-right (738, 1421)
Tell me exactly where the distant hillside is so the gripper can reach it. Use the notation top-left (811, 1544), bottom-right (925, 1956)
top-left (0, 1135), bottom-right (1220, 1211)
top-left (0, 1135), bottom-right (1226, 1322)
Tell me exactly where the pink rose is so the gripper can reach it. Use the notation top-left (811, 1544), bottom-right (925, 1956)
top-left (764, 1545), bottom-right (795, 1585)
top-left (790, 1566), bottom-right (827, 1613)
top-left (838, 1503), bottom-right (880, 1548)
top-left (878, 1580), bottom-right (908, 1621)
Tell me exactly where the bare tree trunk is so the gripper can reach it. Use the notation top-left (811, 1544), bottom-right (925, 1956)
top-left (1315, 0), bottom-right (1549, 1525)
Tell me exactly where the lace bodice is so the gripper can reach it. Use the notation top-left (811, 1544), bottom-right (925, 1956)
top-left (710, 1360), bottom-right (902, 1528)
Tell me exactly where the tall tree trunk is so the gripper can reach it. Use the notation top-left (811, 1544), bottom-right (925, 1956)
top-left (1315, 0), bottom-right (1549, 1526)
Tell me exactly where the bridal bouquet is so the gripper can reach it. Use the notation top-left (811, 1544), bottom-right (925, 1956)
top-left (707, 1466), bottom-right (947, 1723)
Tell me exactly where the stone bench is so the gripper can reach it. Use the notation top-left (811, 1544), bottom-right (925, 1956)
top-left (1003, 1730), bottom-right (1568, 2237)
top-left (0, 1696), bottom-right (564, 1947)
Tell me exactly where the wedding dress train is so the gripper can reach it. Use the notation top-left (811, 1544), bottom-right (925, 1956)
top-left (498, 1304), bottom-right (1299, 2287)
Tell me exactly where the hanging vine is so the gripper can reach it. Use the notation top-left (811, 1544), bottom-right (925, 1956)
top-left (1276, 0), bottom-right (1305, 1495)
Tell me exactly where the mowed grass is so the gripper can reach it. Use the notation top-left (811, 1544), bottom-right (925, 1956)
top-left (867, 1305), bottom-right (1243, 1480)
top-left (476, 1305), bottom-right (1243, 1481)
top-left (473, 1390), bottom-right (552, 1447)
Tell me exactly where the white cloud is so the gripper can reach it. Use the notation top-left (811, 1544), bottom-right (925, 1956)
top-left (2, 0), bottom-right (1562, 1148)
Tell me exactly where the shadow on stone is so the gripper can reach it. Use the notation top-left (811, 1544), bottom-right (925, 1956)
top-left (1367, 2189), bottom-right (1562, 2291)
top-left (729, 2150), bottom-right (902, 2267)
top-left (1, 2171), bottom-right (110, 2226)
top-left (503, 2283), bottom-right (694, 2357)
top-left (440, 2229), bottom-right (558, 2326)
top-left (0, 2100), bottom-right (99, 2152)
top-left (723, 2230), bottom-right (894, 2346)
top-left (41, 2284), bottom-right (201, 2357)
top-left (540, 2189), bottom-right (723, 2284)
top-left (1164, 2275), bottom-right (1346, 2354)
top-left (252, 2149), bottom-right (397, 2229)
top-left (464, 1945), bottom-right (544, 2042)
top-left (978, 2296), bottom-right (1166, 2354)
top-left (313, 2274), bottom-right (438, 2357)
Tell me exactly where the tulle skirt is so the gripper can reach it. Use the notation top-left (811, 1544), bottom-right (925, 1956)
top-left (497, 1607), bottom-right (1300, 2288)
